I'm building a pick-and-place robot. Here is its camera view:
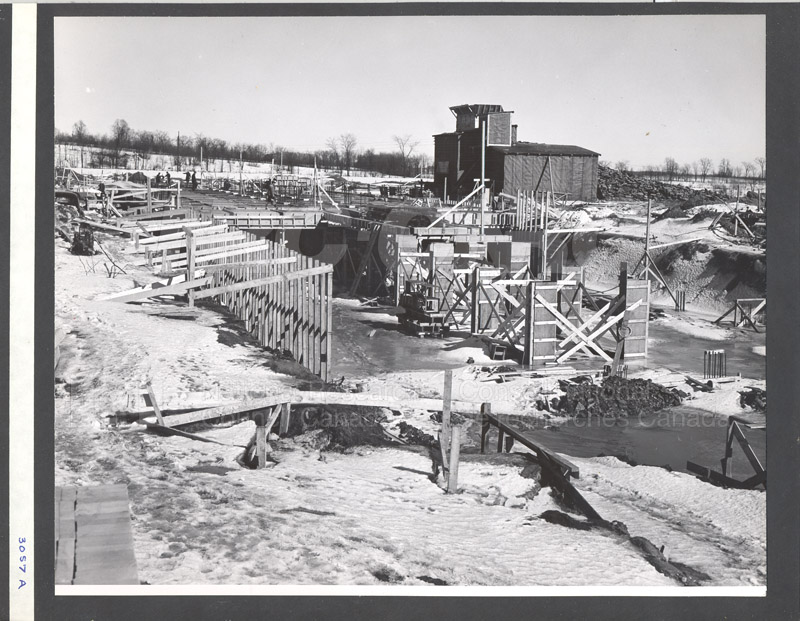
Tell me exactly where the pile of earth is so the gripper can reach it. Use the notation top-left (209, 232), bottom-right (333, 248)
top-left (551, 376), bottom-right (684, 418)
top-left (597, 166), bottom-right (729, 203)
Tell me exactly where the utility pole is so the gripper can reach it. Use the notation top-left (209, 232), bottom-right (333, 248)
top-left (644, 198), bottom-right (651, 279)
top-left (313, 156), bottom-right (318, 208)
top-left (177, 131), bottom-right (181, 172)
top-left (480, 117), bottom-right (486, 239)
top-left (239, 149), bottom-right (243, 196)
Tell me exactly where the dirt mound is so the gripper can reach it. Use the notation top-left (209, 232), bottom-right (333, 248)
top-left (289, 406), bottom-right (394, 451)
top-left (597, 166), bottom-right (729, 204)
top-left (553, 376), bottom-right (683, 418)
top-left (578, 235), bottom-right (765, 312)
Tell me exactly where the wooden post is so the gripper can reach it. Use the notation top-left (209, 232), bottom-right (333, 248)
top-left (439, 369), bottom-right (453, 474)
top-left (522, 282), bottom-right (535, 367)
top-left (447, 426), bottom-right (461, 494)
top-left (480, 119), bottom-right (486, 240)
top-left (734, 185), bottom-right (740, 236)
top-left (256, 425), bottom-right (268, 469)
top-left (146, 384), bottom-right (165, 426)
top-left (480, 402), bottom-right (491, 453)
top-left (146, 176), bottom-right (152, 214)
top-left (185, 228), bottom-right (196, 307)
top-left (176, 180), bottom-right (181, 209)
top-left (279, 402), bottom-right (291, 436)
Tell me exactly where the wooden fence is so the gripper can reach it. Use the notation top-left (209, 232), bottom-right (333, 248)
top-left (193, 233), bottom-right (333, 381)
top-left (111, 221), bottom-right (334, 382)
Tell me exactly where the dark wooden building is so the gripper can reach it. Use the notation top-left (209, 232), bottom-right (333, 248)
top-left (434, 104), bottom-right (601, 202)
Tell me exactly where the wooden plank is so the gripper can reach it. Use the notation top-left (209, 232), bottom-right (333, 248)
top-left (55, 486), bottom-right (77, 585)
top-left (279, 402), bottom-right (291, 436)
top-left (198, 258), bottom-right (297, 272)
top-left (142, 230), bottom-right (243, 253)
top-left (148, 389), bottom-right (528, 428)
top-left (73, 218), bottom-right (131, 236)
top-left (195, 264), bottom-right (333, 300)
top-left (106, 276), bottom-right (212, 304)
top-left (100, 271), bottom-right (198, 300)
top-left (256, 425), bottom-right (268, 469)
top-left (145, 384), bottom-right (165, 426)
top-left (72, 484), bottom-right (138, 585)
top-left (484, 410), bottom-right (580, 478)
top-left (146, 237), bottom-right (267, 268)
top-left (447, 426), bottom-right (462, 494)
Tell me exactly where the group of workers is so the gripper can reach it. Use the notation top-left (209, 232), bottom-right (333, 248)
top-left (153, 170), bottom-right (198, 190)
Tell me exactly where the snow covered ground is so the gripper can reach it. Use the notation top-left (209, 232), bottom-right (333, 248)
top-left (54, 226), bottom-right (766, 590)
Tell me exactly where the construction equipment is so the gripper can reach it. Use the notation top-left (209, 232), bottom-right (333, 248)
top-left (70, 223), bottom-right (96, 256)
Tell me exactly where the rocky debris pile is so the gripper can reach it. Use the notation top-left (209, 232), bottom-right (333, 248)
top-left (739, 387), bottom-right (766, 411)
top-left (597, 166), bottom-right (729, 204)
top-left (396, 421), bottom-right (437, 447)
top-left (278, 406), bottom-right (394, 452)
top-left (553, 376), bottom-right (683, 418)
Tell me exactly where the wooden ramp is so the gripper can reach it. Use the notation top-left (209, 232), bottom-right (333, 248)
top-left (55, 484), bottom-right (139, 585)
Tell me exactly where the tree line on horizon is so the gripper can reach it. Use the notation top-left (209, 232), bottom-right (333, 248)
top-left (55, 119), bottom-right (431, 178)
top-left (604, 156), bottom-right (766, 183)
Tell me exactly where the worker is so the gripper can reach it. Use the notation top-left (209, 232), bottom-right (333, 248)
top-left (191, 171), bottom-right (198, 190)
top-left (165, 171), bottom-right (171, 185)
top-left (155, 172), bottom-right (162, 187)
top-left (185, 170), bottom-right (191, 185)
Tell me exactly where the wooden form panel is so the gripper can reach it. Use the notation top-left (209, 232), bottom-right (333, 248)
top-left (622, 279), bottom-right (650, 359)
top-left (56, 484), bottom-right (139, 585)
top-left (523, 282), bottom-right (560, 366)
top-left (206, 233), bottom-right (333, 382)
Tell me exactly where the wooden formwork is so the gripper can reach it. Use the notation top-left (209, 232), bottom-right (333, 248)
top-left (193, 233), bottom-right (333, 382)
top-left (111, 225), bottom-right (333, 382)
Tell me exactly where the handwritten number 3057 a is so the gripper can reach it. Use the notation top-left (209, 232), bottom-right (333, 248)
top-left (18, 537), bottom-right (27, 589)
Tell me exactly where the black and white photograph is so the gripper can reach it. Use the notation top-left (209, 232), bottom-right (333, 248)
top-left (8, 4), bottom-right (799, 617)
top-left (48, 10), bottom-right (771, 592)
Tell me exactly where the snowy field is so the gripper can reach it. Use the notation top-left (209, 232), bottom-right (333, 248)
top-left (54, 221), bottom-right (766, 589)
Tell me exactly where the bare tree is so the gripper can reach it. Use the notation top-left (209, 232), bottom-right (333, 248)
top-left (72, 120), bottom-right (88, 145)
top-left (339, 133), bottom-right (358, 174)
top-left (699, 158), bottom-right (713, 181)
top-left (325, 137), bottom-right (341, 170)
top-left (680, 163), bottom-right (691, 180)
top-left (691, 161), bottom-right (700, 181)
top-left (754, 156), bottom-right (766, 179)
top-left (742, 161), bottom-right (756, 179)
top-left (664, 157), bottom-right (679, 181)
top-left (110, 119), bottom-right (131, 168)
top-left (614, 160), bottom-right (629, 173)
top-left (718, 158), bottom-right (732, 177)
top-left (393, 134), bottom-right (420, 176)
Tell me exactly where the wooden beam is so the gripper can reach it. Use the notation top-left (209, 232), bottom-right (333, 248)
top-left (194, 264), bottom-right (333, 300)
top-left (145, 384), bottom-right (165, 426)
top-left (106, 276), bottom-right (212, 304)
top-left (73, 219), bottom-right (131, 236)
top-left (447, 426), bottom-right (462, 494)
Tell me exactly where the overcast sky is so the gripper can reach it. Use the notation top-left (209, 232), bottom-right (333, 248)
top-left (54, 14), bottom-right (765, 169)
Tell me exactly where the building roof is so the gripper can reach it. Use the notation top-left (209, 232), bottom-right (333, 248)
top-left (449, 104), bottom-right (505, 117)
top-left (491, 141), bottom-right (601, 157)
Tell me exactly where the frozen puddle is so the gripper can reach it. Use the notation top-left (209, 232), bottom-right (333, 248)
top-left (523, 406), bottom-right (765, 481)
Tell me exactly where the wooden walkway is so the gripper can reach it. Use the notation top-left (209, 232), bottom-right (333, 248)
top-left (55, 484), bottom-right (139, 585)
